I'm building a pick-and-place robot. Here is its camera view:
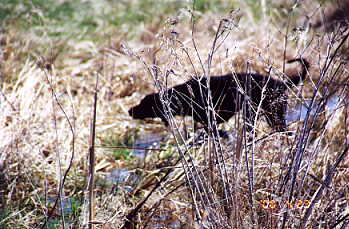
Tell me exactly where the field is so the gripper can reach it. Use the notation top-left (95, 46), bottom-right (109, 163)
top-left (0, 0), bottom-right (348, 228)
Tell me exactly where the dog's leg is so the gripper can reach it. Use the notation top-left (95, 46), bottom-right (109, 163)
top-left (264, 98), bottom-right (287, 133)
top-left (244, 103), bottom-right (257, 133)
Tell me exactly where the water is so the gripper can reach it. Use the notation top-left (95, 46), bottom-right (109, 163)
top-left (105, 133), bottom-right (164, 193)
top-left (106, 167), bottom-right (141, 192)
top-left (47, 196), bottom-right (76, 215)
top-left (286, 96), bottom-right (342, 122)
top-left (132, 133), bottom-right (164, 159)
top-left (107, 168), bottom-right (131, 183)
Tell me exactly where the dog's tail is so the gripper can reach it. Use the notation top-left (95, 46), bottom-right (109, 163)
top-left (286, 58), bottom-right (310, 87)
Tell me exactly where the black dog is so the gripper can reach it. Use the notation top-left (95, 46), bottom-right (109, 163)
top-left (129, 58), bottom-right (309, 133)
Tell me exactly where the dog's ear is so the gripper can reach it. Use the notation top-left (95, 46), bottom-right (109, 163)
top-left (128, 107), bottom-right (133, 117)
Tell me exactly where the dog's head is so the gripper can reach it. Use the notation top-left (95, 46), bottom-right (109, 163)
top-left (128, 93), bottom-right (161, 119)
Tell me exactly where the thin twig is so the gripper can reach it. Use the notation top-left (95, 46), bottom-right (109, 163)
top-left (39, 67), bottom-right (76, 229)
top-left (87, 71), bottom-right (99, 229)
top-left (95, 145), bottom-right (166, 151)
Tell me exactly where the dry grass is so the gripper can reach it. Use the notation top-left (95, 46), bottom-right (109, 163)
top-left (0, 0), bottom-right (348, 228)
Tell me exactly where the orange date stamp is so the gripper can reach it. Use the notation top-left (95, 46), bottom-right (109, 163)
top-left (259, 199), bottom-right (311, 209)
